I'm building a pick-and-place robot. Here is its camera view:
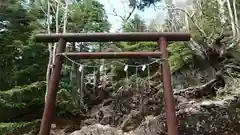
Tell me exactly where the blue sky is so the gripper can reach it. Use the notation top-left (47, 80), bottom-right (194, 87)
top-left (97, 0), bottom-right (167, 32)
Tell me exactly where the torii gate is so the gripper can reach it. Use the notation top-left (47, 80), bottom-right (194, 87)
top-left (34, 32), bottom-right (191, 135)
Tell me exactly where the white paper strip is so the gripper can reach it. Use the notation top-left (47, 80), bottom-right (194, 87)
top-left (79, 65), bottom-right (83, 72)
top-left (100, 65), bottom-right (104, 72)
top-left (124, 65), bottom-right (128, 72)
top-left (142, 65), bottom-right (146, 71)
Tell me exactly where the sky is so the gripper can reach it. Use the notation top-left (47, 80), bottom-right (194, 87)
top-left (97, 0), bottom-right (192, 32)
top-left (97, 0), bottom-right (167, 32)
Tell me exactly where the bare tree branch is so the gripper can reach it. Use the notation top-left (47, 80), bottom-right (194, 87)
top-left (106, 0), bottom-right (137, 31)
top-left (63, 0), bottom-right (69, 33)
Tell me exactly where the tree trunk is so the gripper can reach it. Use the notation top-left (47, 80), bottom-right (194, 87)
top-left (226, 0), bottom-right (236, 37)
top-left (45, 0), bottom-right (53, 102)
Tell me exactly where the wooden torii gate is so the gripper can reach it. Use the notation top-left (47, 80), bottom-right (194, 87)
top-left (34, 32), bottom-right (191, 135)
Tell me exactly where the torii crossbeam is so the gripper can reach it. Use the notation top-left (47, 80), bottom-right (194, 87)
top-left (34, 32), bottom-right (191, 135)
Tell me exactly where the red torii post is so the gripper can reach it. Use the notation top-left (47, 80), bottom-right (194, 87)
top-left (34, 32), bottom-right (191, 135)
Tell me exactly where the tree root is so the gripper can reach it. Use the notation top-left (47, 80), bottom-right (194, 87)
top-left (174, 74), bottom-right (225, 99)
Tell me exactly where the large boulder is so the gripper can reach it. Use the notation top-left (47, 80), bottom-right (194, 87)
top-left (70, 124), bottom-right (122, 135)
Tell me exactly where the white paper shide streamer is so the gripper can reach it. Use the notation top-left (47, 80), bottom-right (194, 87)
top-left (99, 65), bottom-right (104, 72)
top-left (141, 65), bottom-right (146, 71)
top-left (78, 65), bottom-right (83, 72)
top-left (124, 65), bottom-right (128, 72)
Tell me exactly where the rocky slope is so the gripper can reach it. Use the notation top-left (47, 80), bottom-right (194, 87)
top-left (62, 66), bottom-right (240, 135)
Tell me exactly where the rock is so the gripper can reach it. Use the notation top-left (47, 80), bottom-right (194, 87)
top-left (84, 118), bottom-right (98, 125)
top-left (133, 115), bottom-right (167, 135)
top-left (51, 124), bottom-right (57, 129)
top-left (70, 124), bottom-right (118, 135)
top-left (64, 125), bottom-right (80, 133)
top-left (178, 103), bottom-right (240, 135)
top-left (120, 110), bottom-right (143, 132)
top-left (69, 124), bottom-right (137, 135)
top-left (98, 106), bottom-right (113, 125)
